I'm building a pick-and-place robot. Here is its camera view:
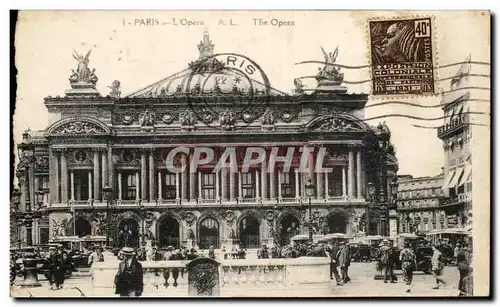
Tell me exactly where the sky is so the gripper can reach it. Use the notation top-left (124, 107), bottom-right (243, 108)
top-left (13, 10), bottom-right (490, 177)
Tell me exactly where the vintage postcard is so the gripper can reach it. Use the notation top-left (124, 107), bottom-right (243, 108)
top-left (10, 10), bottom-right (490, 298)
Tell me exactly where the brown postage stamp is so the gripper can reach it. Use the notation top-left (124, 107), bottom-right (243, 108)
top-left (369, 17), bottom-right (435, 96)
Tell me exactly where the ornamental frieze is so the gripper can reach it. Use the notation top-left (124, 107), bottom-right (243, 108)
top-left (51, 121), bottom-right (107, 135)
top-left (314, 117), bottom-right (361, 132)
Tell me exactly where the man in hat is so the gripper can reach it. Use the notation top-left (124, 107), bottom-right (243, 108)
top-left (431, 244), bottom-right (446, 289)
top-left (337, 240), bottom-right (351, 284)
top-left (208, 246), bottom-right (216, 260)
top-left (379, 239), bottom-right (396, 283)
top-left (257, 244), bottom-right (269, 259)
top-left (114, 247), bottom-right (143, 297)
top-left (88, 246), bottom-right (104, 266)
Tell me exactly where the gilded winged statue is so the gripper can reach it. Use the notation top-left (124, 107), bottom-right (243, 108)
top-left (316, 46), bottom-right (344, 83)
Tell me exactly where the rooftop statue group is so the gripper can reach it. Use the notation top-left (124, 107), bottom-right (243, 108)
top-left (69, 49), bottom-right (98, 85)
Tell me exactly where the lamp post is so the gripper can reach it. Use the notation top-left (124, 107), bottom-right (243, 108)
top-left (305, 179), bottom-right (316, 242)
top-left (366, 182), bottom-right (376, 235)
top-left (11, 188), bottom-right (22, 248)
top-left (102, 185), bottom-right (113, 248)
top-left (388, 177), bottom-right (399, 236)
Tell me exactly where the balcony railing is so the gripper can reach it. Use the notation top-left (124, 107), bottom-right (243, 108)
top-left (439, 193), bottom-right (470, 207)
top-left (437, 114), bottom-right (469, 139)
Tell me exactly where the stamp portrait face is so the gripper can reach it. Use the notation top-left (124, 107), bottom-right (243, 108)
top-left (369, 17), bottom-right (435, 96)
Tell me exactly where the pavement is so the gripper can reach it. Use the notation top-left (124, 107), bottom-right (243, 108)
top-left (10, 262), bottom-right (461, 298)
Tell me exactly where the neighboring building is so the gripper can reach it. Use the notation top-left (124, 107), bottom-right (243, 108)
top-left (437, 55), bottom-right (483, 232)
top-left (14, 31), bottom-right (397, 250)
top-left (396, 174), bottom-right (446, 234)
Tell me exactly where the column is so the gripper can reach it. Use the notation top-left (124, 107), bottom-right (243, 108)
top-left (158, 171), bottom-right (163, 201)
top-left (60, 150), bottom-right (68, 203)
top-left (34, 177), bottom-right (40, 195)
top-left (135, 172), bottom-right (140, 202)
top-left (107, 144), bottom-right (113, 194)
top-left (118, 172), bottom-right (122, 201)
top-left (93, 150), bottom-right (100, 201)
top-left (356, 151), bottom-right (362, 199)
top-left (342, 167), bottom-right (347, 197)
top-left (269, 170), bottom-right (276, 200)
top-left (149, 150), bottom-right (155, 202)
top-left (175, 173), bottom-right (180, 201)
top-left (70, 170), bottom-right (75, 201)
top-left (324, 172), bottom-right (329, 198)
top-left (198, 172), bottom-right (202, 201)
top-left (316, 171), bottom-right (324, 199)
top-left (141, 151), bottom-right (147, 202)
top-left (101, 151), bottom-right (108, 201)
top-left (29, 167), bottom-right (35, 209)
top-left (221, 168), bottom-right (228, 201)
top-left (294, 169), bottom-right (300, 199)
top-left (238, 171), bottom-right (242, 200)
top-left (255, 170), bottom-right (260, 199)
top-left (261, 158), bottom-right (267, 200)
top-left (229, 170), bottom-right (236, 201)
top-left (181, 154), bottom-right (188, 201)
top-left (49, 148), bottom-right (59, 203)
top-left (215, 170), bottom-right (220, 201)
top-left (189, 156), bottom-right (196, 202)
top-left (348, 151), bottom-right (355, 198)
top-left (277, 170), bottom-right (282, 200)
top-left (88, 171), bottom-right (93, 201)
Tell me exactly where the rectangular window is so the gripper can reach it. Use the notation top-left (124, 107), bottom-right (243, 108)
top-left (201, 173), bottom-right (216, 200)
top-left (74, 170), bottom-right (90, 201)
top-left (122, 172), bottom-right (137, 200)
top-left (416, 191), bottom-right (420, 198)
top-left (281, 172), bottom-right (294, 198)
top-left (409, 191), bottom-right (413, 198)
top-left (328, 167), bottom-right (343, 197)
top-left (401, 223), bottom-right (406, 233)
top-left (242, 173), bottom-right (255, 199)
top-left (163, 173), bottom-right (176, 200)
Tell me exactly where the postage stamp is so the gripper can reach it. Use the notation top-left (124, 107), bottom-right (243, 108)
top-left (369, 17), bottom-right (435, 96)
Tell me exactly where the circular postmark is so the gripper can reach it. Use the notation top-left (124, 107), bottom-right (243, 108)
top-left (185, 53), bottom-right (272, 130)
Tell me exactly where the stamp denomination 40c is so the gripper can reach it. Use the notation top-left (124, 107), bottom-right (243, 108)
top-left (369, 17), bottom-right (435, 96)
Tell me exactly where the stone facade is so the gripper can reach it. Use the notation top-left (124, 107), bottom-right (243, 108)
top-left (14, 31), bottom-right (398, 249)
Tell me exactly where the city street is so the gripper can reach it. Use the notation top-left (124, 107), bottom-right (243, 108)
top-left (10, 262), bottom-right (461, 298)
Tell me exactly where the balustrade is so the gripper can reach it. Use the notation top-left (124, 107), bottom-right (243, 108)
top-left (91, 257), bottom-right (330, 297)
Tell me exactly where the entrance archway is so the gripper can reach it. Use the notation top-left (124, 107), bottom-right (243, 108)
top-left (199, 217), bottom-right (220, 249)
top-left (118, 218), bottom-right (139, 248)
top-left (158, 215), bottom-right (180, 248)
top-left (74, 217), bottom-right (92, 237)
top-left (327, 212), bottom-right (348, 234)
top-left (278, 214), bottom-right (300, 246)
top-left (239, 215), bottom-right (260, 248)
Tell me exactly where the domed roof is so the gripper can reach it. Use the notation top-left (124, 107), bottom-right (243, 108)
top-left (127, 30), bottom-right (275, 98)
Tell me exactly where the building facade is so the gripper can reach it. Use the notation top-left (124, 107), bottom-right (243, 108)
top-left (14, 31), bottom-right (397, 250)
top-left (396, 174), bottom-right (449, 234)
top-left (437, 56), bottom-right (478, 232)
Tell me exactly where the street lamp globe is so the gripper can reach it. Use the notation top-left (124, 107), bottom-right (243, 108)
top-left (103, 185), bottom-right (112, 200)
top-left (305, 179), bottom-right (316, 197)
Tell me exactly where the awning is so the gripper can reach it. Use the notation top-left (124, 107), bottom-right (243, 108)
top-left (448, 168), bottom-right (464, 189)
top-left (442, 170), bottom-right (456, 190)
top-left (459, 164), bottom-right (472, 186)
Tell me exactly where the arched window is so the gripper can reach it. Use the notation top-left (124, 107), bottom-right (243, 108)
top-left (239, 215), bottom-right (260, 248)
top-left (158, 216), bottom-right (180, 248)
top-left (74, 217), bottom-right (92, 237)
top-left (199, 217), bottom-right (220, 249)
top-left (278, 214), bottom-right (300, 246)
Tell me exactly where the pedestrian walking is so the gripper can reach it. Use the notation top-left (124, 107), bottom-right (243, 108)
top-left (208, 246), bottom-right (216, 260)
top-left (431, 244), bottom-right (447, 289)
top-left (88, 247), bottom-right (104, 266)
top-left (114, 247), bottom-right (143, 297)
top-left (457, 244), bottom-right (471, 296)
top-left (379, 239), bottom-right (396, 283)
top-left (326, 241), bottom-right (342, 285)
top-left (48, 246), bottom-right (66, 290)
top-left (399, 241), bottom-right (417, 292)
top-left (257, 244), bottom-right (269, 259)
top-left (337, 240), bottom-right (351, 284)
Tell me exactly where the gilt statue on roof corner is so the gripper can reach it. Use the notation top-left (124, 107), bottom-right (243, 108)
top-left (315, 46), bottom-right (347, 94)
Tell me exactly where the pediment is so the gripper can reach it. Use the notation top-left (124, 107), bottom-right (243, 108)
top-left (46, 117), bottom-right (111, 136)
